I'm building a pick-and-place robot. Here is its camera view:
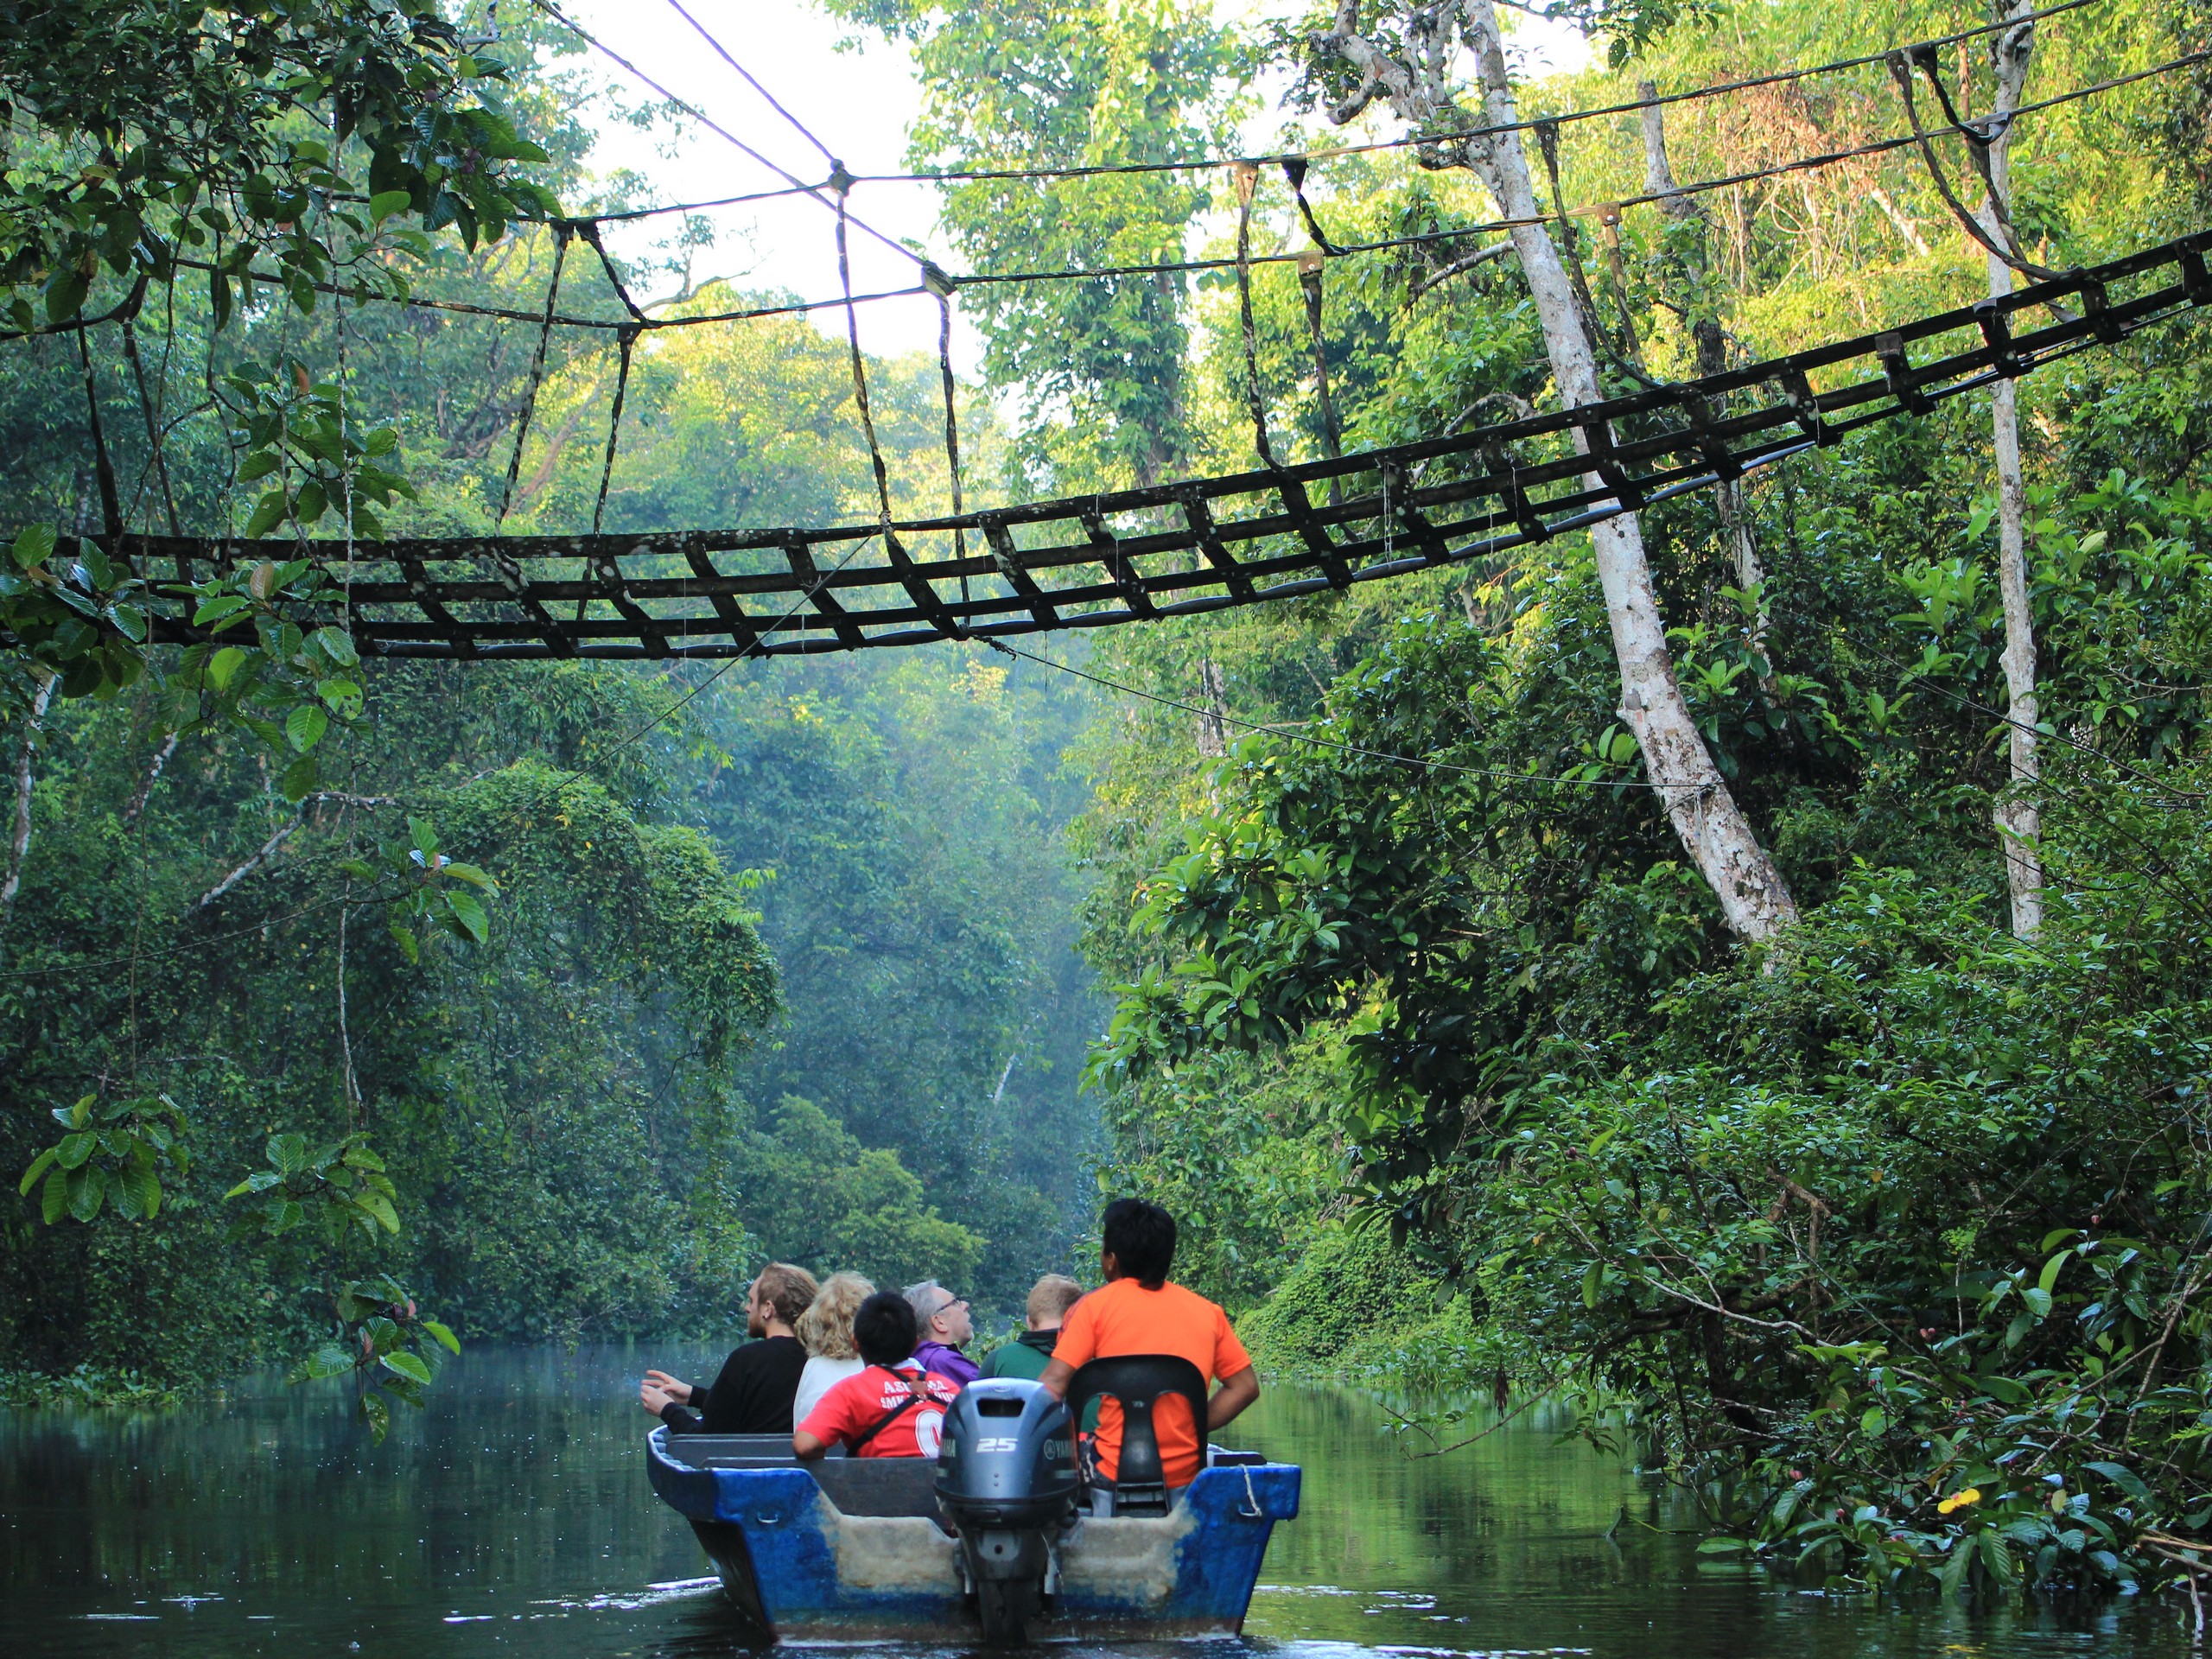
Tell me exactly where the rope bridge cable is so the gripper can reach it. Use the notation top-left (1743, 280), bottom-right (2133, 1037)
top-left (661, 0), bottom-right (836, 167)
top-left (839, 0), bottom-right (2110, 186)
top-left (60, 229), bottom-right (2212, 662)
top-left (299, 0), bottom-right (2113, 219)
top-left (115, 46), bottom-right (2204, 350)
top-left (524, 0), bottom-right (927, 271)
top-left (288, 0), bottom-right (2112, 232)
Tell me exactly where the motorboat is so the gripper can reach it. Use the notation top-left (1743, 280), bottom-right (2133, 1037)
top-left (645, 1359), bottom-right (1300, 1643)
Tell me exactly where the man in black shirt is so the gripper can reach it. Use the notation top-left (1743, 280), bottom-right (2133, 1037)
top-left (640, 1262), bottom-right (817, 1433)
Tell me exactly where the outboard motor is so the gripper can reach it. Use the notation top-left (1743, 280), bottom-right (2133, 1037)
top-left (935, 1378), bottom-right (1077, 1643)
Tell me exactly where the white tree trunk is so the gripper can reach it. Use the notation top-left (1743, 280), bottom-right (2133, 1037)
top-left (1310, 0), bottom-right (1797, 936)
top-left (1456, 3), bottom-right (1796, 938)
top-left (0, 671), bottom-right (56, 931)
top-left (1980, 2), bottom-right (2042, 937)
top-left (1195, 658), bottom-right (1230, 759)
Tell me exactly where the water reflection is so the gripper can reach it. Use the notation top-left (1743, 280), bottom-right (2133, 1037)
top-left (0, 1344), bottom-right (2195, 1657)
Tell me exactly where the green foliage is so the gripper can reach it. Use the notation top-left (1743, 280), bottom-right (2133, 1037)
top-left (431, 760), bottom-right (783, 1069)
top-left (1446, 855), bottom-right (2212, 1594)
top-left (1051, 0), bottom-right (2212, 1601)
top-left (0, 525), bottom-right (149, 701)
top-left (342, 814), bottom-right (498, 961)
top-left (0, 0), bottom-right (553, 329)
top-left (226, 1131), bottom-right (400, 1243)
top-left (288, 1271), bottom-right (460, 1443)
top-left (1091, 1038), bottom-right (1349, 1310)
top-left (0, 6), bottom-right (1072, 1409)
top-left (18, 1094), bottom-right (188, 1224)
top-left (692, 655), bottom-right (1105, 1304)
top-left (726, 1097), bottom-right (984, 1291)
top-left (1239, 1220), bottom-right (1445, 1372)
top-left (170, 557), bottom-right (371, 793)
top-left (823, 0), bottom-right (1239, 489)
top-left (219, 358), bottom-right (416, 541)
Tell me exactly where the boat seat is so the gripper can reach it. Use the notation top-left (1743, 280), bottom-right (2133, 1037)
top-left (658, 1434), bottom-right (943, 1518)
top-left (661, 1433), bottom-right (848, 1467)
top-left (1066, 1355), bottom-right (1210, 1516)
top-left (807, 1457), bottom-right (944, 1518)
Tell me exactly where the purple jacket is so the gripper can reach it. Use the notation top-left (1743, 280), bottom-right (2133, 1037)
top-left (912, 1339), bottom-right (979, 1386)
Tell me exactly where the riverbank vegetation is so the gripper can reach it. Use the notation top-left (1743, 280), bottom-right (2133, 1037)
top-left (7, 0), bottom-right (2212, 1610)
top-left (1002, 0), bottom-right (2212, 1604)
top-left (0, 3), bottom-right (1099, 1414)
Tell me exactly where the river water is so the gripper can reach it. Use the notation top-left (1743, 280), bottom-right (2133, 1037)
top-left (0, 1344), bottom-right (2195, 1658)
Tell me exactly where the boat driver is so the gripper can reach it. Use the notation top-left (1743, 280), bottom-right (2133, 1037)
top-left (1036, 1198), bottom-right (1260, 1506)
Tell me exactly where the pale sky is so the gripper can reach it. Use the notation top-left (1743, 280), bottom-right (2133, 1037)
top-left (554, 0), bottom-right (1591, 367)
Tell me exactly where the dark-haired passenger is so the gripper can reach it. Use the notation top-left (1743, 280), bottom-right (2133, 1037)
top-left (793, 1290), bottom-right (962, 1460)
top-left (1037, 1198), bottom-right (1259, 1499)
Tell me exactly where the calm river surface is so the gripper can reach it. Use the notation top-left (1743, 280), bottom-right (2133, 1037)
top-left (0, 1344), bottom-right (2196, 1658)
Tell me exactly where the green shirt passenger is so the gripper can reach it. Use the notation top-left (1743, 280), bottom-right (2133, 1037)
top-left (979, 1274), bottom-right (1085, 1382)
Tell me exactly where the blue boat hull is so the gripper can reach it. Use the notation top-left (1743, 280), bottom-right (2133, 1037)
top-left (646, 1427), bottom-right (1300, 1642)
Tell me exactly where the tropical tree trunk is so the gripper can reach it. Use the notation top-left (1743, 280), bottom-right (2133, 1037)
top-left (1315, 0), bottom-right (1797, 938)
top-left (0, 671), bottom-right (56, 931)
top-left (1980, 1), bottom-right (2043, 937)
top-left (1195, 658), bottom-right (1230, 759)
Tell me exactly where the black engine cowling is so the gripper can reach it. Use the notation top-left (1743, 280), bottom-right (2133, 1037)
top-left (935, 1378), bottom-right (1076, 1642)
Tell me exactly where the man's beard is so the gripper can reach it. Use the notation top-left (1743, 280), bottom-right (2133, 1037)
top-left (747, 1308), bottom-right (767, 1338)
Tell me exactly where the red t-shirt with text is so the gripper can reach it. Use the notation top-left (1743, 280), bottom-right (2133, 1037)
top-left (797, 1361), bottom-right (962, 1459)
top-left (1051, 1278), bottom-right (1251, 1487)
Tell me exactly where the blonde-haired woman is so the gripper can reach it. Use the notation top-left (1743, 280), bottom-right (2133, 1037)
top-left (792, 1272), bottom-right (874, 1423)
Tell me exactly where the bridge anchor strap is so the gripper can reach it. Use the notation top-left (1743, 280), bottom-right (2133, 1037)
top-left (1875, 331), bottom-right (1935, 414)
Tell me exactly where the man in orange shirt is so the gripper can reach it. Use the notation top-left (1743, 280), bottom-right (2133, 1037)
top-left (1037, 1198), bottom-right (1260, 1502)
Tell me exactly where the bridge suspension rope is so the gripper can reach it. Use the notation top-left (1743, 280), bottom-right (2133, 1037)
top-left (49, 232), bottom-right (2212, 663)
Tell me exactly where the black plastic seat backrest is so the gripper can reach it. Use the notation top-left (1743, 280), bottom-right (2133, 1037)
top-left (1064, 1355), bottom-right (1209, 1491)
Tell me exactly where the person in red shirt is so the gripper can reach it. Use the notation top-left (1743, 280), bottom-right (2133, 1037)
top-left (793, 1290), bottom-right (962, 1460)
top-left (1038, 1198), bottom-right (1260, 1496)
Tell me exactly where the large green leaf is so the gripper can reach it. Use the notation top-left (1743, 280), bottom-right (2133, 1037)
top-left (17, 1147), bottom-right (56, 1197)
top-left (300, 1344), bottom-right (356, 1381)
top-left (12, 525), bottom-right (54, 569)
top-left (310, 626), bottom-right (359, 667)
top-left (67, 1164), bottom-right (108, 1221)
top-left (207, 645), bottom-right (249, 690)
top-left (356, 1190), bottom-right (400, 1234)
top-left (117, 1157), bottom-right (161, 1222)
top-left (285, 702), bottom-right (328, 753)
top-left (443, 889), bottom-right (489, 944)
top-left (242, 491), bottom-right (290, 538)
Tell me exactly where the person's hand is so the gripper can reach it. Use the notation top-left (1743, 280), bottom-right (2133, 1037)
top-left (640, 1377), bottom-right (680, 1414)
top-left (643, 1370), bottom-right (692, 1404)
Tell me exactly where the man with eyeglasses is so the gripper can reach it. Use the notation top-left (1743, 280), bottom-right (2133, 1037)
top-left (902, 1280), bottom-right (979, 1386)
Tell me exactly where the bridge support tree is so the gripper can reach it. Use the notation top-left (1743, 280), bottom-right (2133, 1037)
top-left (1979, 0), bottom-right (2045, 938)
top-left (1310, 0), bottom-right (1799, 940)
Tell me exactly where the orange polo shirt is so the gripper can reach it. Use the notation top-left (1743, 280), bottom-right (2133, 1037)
top-left (1051, 1277), bottom-right (1251, 1488)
